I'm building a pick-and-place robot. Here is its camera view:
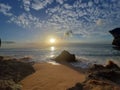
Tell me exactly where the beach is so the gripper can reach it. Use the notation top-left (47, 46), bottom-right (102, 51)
top-left (0, 50), bottom-right (120, 90)
top-left (20, 50), bottom-right (120, 90)
top-left (21, 62), bottom-right (85, 90)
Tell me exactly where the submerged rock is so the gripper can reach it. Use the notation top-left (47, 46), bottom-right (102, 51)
top-left (109, 28), bottom-right (120, 47)
top-left (55, 50), bottom-right (76, 62)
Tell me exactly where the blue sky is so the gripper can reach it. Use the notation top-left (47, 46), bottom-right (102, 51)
top-left (0, 0), bottom-right (120, 43)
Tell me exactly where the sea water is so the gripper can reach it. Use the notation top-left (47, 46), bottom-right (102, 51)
top-left (0, 43), bottom-right (120, 67)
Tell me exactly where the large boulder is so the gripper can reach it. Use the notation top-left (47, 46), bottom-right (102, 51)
top-left (55, 50), bottom-right (77, 62)
top-left (0, 57), bottom-right (35, 90)
top-left (0, 38), bottom-right (1, 47)
top-left (0, 59), bottom-right (35, 82)
top-left (109, 28), bottom-right (120, 47)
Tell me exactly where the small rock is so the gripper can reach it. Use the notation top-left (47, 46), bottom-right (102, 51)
top-left (105, 60), bottom-right (120, 70)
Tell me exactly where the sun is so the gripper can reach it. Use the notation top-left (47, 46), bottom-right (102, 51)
top-left (49, 38), bottom-right (56, 44)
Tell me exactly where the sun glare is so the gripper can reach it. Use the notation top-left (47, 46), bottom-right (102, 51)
top-left (49, 38), bottom-right (56, 44)
top-left (50, 46), bottom-right (55, 51)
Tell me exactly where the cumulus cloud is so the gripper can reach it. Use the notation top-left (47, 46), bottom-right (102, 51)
top-left (5, 0), bottom-right (120, 39)
top-left (22, 0), bottom-right (54, 11)
top-left (56, 0), bottom-right (64, 4)
top-left (9, 13), bottom-right (41, 29)
top-left (32, 0), bottom-right (53, 10)
top-left (0, 3), bottom-right (12, 16)
top-left (22, 0), bottom-right (31, 11)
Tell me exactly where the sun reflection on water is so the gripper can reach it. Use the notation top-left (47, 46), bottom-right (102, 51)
top-left (50, 46), bottom-right (55, 51)
top-left (49, 46), bottom-right (56, 58)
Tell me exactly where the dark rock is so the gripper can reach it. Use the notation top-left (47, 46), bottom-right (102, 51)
top-left (109, 28), bottom-right (120, 47)
top-left (67, 83), bottom-right (83, 90)
top-left (0, 38), bottom-right (1, 47)
top-left (105, 61), bottom-right (120, 70)
top-left (87, 61), bottom-right (120, 84)
top-left (20, 56), bottom-right (32, 61)
top-left (19, 56), bottom-right (35, 65)
top-left (0, 59), bottom-right (35, 82)
top-left (89, 64), bottom-right (104, 72)
top-left (0, 58), bottom-right (35, 90)
top-left (68, 61), bottom-right (120, 90)
top-left (55, 50), bottom-right (76, 62)
top-left (0, 80), bottom-right (22, 90)
top-left (0, 56), bottom-right (4, 60)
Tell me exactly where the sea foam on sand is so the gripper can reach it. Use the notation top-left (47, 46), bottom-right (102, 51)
top-left (47, 61), bottom-right (60, 65)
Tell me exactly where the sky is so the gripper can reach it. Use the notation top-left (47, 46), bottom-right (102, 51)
top-left (0, 0), bottom-right (120, 44)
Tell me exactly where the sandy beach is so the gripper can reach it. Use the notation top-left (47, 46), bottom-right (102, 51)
top-left (21, 62), bottom-right (85, 90)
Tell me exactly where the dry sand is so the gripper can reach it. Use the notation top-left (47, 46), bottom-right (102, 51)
top-left (21, 62), bottom-right (85, 90)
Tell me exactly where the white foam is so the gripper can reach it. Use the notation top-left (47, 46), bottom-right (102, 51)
top-left (47, 61), bottom-right (60, 65)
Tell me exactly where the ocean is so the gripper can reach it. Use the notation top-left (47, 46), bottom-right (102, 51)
top-left (0, 43), bottom-right (120, 68)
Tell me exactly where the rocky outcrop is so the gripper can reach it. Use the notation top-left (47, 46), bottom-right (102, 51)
top-left (55, 50), bottom-right (77, 62)
top-left (109, 28), bottom-right (120, 47)
top-left (0, 38), bottom-right (1, 47)
top-left (68, 83), bottom-right (83, 90)
top-left (0, 56), bottom-right (35, 90)
top-left (68, 61), bottom-right (120, 90)
top-left (87, 61), bottom-right (120, 84)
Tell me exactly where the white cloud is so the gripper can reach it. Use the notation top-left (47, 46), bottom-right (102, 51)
top-left (32, 0), bottom-right (53, 10)
top-left (22, 0), bottom-right (31, 11)
top-left (6, 0), bottom-right (120, 39)
top-left (9, 13), bottom-right (41, 29)
top-left (64, 4), bottom-right (72, 9)
top-left (94, 0), bottom-right (99, 4)
top-left (56, 0), bottom-right (64, 4)
top-left (0, 3), bottom-right (12, 16)
top-left (88, 1), bottom-right (93, 7)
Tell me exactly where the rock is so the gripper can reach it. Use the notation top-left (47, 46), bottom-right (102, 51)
top-left (19, 56), bottom-right (34, 65)
top-left (87, 61), bottom-right (120, 84)
top-left (68, 61), bottom-right (120, 90)
top-left (0, 38), bottom-right (1, 47)
top-left (0, 58), bottom-right (35, 90)
top-left (105, 61), bottom-right (120, 70)
top-left (0, 80), bottom-right (22, 90)
top-left (0, 56), bottom-right (4, 60)
top-left (89, 64), bottom-right (104, 72)
top-left (109, 28), bottom-right (120, 47)
top-left (0, 59), bottom-right (35, 82)
top-left (67, 83), bottom-right (83, 90)
top-left (55, 50), bottom-right (77, 62)
top-left (20, 56), bottom-right (32, 61)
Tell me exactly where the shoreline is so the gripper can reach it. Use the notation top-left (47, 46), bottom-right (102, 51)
top-left (1, 53), bottom-right (120, 90)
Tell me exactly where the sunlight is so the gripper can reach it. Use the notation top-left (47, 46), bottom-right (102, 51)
top-left (49, 38), bottom-right (56, 44)
top-left (50, 46), bottom-right (55, 51)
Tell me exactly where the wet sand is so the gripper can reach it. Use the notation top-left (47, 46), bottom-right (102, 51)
top-left (21, 62), bottom-right (85, 90)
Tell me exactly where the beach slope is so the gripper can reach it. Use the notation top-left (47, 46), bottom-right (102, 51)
top-left (21, 62), bottom-right (85, 90)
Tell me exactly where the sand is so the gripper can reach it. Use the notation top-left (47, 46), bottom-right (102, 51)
top-left (21, 62), bottom-right (85, 90)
